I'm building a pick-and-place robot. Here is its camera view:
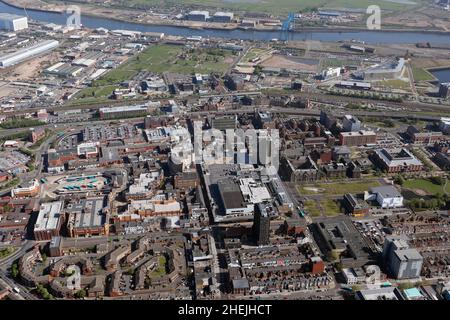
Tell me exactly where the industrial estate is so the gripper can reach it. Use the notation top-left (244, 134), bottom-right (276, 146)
top-left (0, 0), bottom-right (450, 303)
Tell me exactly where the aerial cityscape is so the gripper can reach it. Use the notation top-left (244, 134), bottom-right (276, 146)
top-left (1, 0), bottom-right (450, 304)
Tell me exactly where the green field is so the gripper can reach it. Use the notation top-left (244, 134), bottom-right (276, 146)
top-left (298, 180), bottom-right (382, 196)
top-left (403, 178), bottom-right (450, 195)
top-left (149, 255), bottom-right (167, 278)
top-left (411, 66), bottom-right (435, 82)
top-left (124, 0), bottom-right (419, 15)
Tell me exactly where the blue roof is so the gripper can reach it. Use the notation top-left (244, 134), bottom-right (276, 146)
top-left (403, 288), bottom-right (422, 299)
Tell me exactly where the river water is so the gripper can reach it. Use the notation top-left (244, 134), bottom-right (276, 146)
top-left (2, 1), bottom-right (450, 44)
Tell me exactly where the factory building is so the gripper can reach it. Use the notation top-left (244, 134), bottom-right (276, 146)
top-left (0, 40), bottom-right (59, 68)
top-left (212, 12), bottom-right (234, 23)
top-left (186, 11), bottom-right (210, 22)
top-left (0, 13), bottom-right (28, 31)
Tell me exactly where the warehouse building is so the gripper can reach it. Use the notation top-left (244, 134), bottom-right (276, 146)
top-left (0, 13), bottom-right (28, 31)
top-left (0, 40), bottom-right (59, 68)
top-left (99, 104), bottom-right (149, 119)
top-left (44, 62), bottom-right (84, 78)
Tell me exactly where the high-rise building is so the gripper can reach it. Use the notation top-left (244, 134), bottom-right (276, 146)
top-left (253, 203), bottom-right (271, 246)
top-left (342, 115), bottom-right (361, 132)
top-left (382, 235), bottom-right (423, 279)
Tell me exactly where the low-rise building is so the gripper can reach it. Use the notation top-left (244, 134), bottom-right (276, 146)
top-left (372, 148), bottom-right (423, 173)
top-left (339, 130), bottom-right (377, 147)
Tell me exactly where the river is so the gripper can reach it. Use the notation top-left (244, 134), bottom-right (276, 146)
top-left (431, 69), bottom-right (450, 83)
top-left (2, 1), bottom-right (450, 44)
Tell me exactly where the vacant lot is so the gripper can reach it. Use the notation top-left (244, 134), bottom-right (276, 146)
top-left (298, 181), bottom-right (382, 195)
top-left (304, 199), bottom-right (342, 217)
top-left (304, 200), bottom-right (321, 217)
top-left (74, 44), bottom-right (233, 103)
top-left (92, 45), bottom-right (232, 85)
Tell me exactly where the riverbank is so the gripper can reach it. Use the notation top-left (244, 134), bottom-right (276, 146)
top-left (4, 0), bottom-right (450, 36)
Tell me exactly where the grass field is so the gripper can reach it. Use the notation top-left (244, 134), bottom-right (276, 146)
top-left (304, 200), bottom-right (322, 217)
top-left (402, 178), bottom-right (450, 195)
top-left (298, 181), bottom-right (382, 196)
top-left (125, 0), bottom-right (419, 15)
top-left (411, 65), bottom-right (435, 82)
top-left (321, 199), bottom-right (342, 217)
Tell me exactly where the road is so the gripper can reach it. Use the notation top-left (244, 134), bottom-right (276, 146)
top-left (0, 241), bottom-right (38, 300)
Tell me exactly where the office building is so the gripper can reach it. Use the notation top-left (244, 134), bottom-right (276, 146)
top-left (373, 148), bottom-right (423, 173)
top-left (34, 201), bottom-right (64, 241)
top-left (342, 115), bottom-right (361, 132)
top-left (368, 185), bottom-right (404, 208)
top-left (339, 130), bottom-right (377, 147)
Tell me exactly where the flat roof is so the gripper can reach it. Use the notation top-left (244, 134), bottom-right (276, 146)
top-left (0, 13), bottom-right (27, 20)
top-left (35, 201), bottom-right (63, 232)
top-left (99, 104), bottom-right (148, 114)
top-left (370, 185), bottom-right (402, 199)
top-left (67, 198), bottom-right (106, 229)
top-left (218, 179), bottom-right (246, 210)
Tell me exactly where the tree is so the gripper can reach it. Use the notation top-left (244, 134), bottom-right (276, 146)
top-left (430, 176), bottom-right (444, 186)
top-left (11, 263), bottom-right (19, 278)
top-left (75, 289), bottom-right (87, 299)
top-left (394, 175), bottom-right (405, 186)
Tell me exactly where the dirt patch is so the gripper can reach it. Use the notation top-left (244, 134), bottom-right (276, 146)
top-left (261, 55), bottom-right (319, 72)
